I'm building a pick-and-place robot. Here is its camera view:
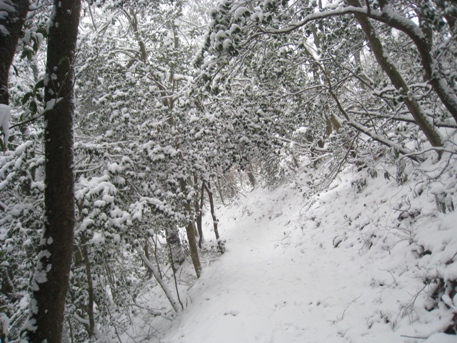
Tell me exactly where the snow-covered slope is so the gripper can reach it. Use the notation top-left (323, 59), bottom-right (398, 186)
top-left (133, 156), bottom-right (457, 343)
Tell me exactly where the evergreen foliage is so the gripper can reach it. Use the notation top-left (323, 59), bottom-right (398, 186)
top-left (0, 0), bottom-right (457, 340)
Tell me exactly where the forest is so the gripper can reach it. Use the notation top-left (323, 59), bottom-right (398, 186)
top-left (0, 0), bottom-right (457, 342)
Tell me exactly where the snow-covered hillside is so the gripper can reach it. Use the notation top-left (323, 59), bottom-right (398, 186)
top-left (127, 153), bottom-right (457, 343)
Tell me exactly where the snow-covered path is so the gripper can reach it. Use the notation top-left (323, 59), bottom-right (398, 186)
top-left (159, 187), bottom-right (385, 342)
top-left (156, 183), bottom-right (457, 343)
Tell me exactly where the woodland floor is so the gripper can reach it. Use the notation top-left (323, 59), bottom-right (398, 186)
top-left (127, 160), bottom-right (457, 343)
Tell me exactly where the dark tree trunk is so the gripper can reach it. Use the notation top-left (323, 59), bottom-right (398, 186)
top-left (196, 180), bottom-right (205, 248)
top-left (179, 179), bottom-right (202, 278)
top-left (0, 0), bottom-right (28, 151)
top-left (27, 1), bottom-right (81, 342)
top-left (81, 244), bottom-right (95, 338)
top-left (0, 0), bottom-right (28, 105)
top-left (204, 182), bottom-right (224, 254)
top-left (185, 221), bottom-right (202, 278)
top-left (247, 171), bottom-right (256, 188)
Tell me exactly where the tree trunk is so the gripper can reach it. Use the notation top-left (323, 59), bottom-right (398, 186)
top-left (267, 3), bottom-right (457, 124)
top-left (216, 176), bottom-right (226, 206)
top-left (27, 1), bottom-right (81, 342)
top-left (203, 181), bottom-right (225, 254)
top-left (0, 0), bottom-right (28, 105)
top-left (0, 0), bottom-right (28, 151)
top-left (195, 180), bottom-right (205, 248)
top-left (179, 179), bottom-right (202, 278)
top-left (165, 225), bottom-right (185, 271)
top-left (247, 171), bottom-right (256, 188)
top-left (347, 0), bottom-right (443, 148)
top-left (364, 0), bottom-right (457, 124)
top-left (185, 221), bottom-right (202, 278)
top-left (81, 245), bottom-right (95, 338)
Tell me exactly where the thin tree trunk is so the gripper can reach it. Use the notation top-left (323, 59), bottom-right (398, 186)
top-left (179, 179), bottom-right (202, 278)
top-left (203, 181), bottom-right (225, 254)
top-left (149, 236), bottom-right (163, 279)
top-left (196, 180), bottom-right (205, 248)
top-left (81, 245), bottom-right (95, 338)
top-left (347, 0), bottom-right (443, 148)
top-left (168, 243), bottom-right (184, 311)
top-left (216, 176), bottom-right (226, 206)
top-left (365, 0), bottom-right (457, 124)
top-left (144, 240), bottom-right (153, 278)
top-left (165, 225), bottom-right (185, 271)
top-left (265, 4), bottom-right (457, 124)
top-left (247, 170), bottom-right (256, 188)
top-left (27, 1), bottom-right (81, 342)
top-left (135, 247), bottom-right (181, 312)
top-left (185, 221), bottom-right (202, 277)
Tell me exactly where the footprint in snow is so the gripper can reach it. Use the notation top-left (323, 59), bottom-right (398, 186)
top-left (224, 310), bottom-right (239, 316)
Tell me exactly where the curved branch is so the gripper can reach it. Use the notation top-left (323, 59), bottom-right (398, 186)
top-left (259, 5), bottom-right (457, 123)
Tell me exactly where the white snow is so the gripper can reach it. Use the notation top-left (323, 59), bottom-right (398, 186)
top-left (425, 333), bottom-right (457, 343)
top-left (124, 158), bottom-right (457, 343)
top-left (234, 7), bottom-right (250, 20)
top-left (90, 231), bottom-right (105, 245)
top-left (44, 97), bottom-right (63, 111)
top-left (0, 104), bottom-right (11, 149)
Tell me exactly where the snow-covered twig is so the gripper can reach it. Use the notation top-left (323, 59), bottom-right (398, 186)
top-left (135, 246), bottom-right (181, 313)
top-left (0, 199), bottom-right (7, 212)
top-left (339, 295), bottom-right (361, 321)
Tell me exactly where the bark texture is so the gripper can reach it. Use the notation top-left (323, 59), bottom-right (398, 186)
top-left (0, 0), bottom-right (28, 105)
top-left (204, 182), bottom-right (225, 254)
top-left (196, 180), bottom-right (205, 248)
top-left (166, 225), bottom-right (186, 271)
top-left (27, 0), bottom-right (81, 342)
top-left (185, 221), bottom-right (202, 278)
top-left (179, 179), bottom-right (202, 278)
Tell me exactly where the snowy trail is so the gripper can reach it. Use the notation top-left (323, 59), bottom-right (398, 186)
top-left (160, 187), bottom-right (387, 343)
top-left (155, 180), bottom-right (457, 343)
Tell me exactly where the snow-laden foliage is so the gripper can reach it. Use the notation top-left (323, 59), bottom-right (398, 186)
top-left (0, 137), bottom-right (44, 338)
top-left (197, 0), bottom-right (457, 168)
top-left (1, 0), bottom-right (457, 340)
top-left (134, 147), bottom-right (457, 343)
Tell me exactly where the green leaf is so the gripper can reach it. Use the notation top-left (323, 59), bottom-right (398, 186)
top-left (22, 92), bottom-right (33, 105)
top-left (29, 101), bottom-right (37, 114)
top-left (20, 49), bottom-right (32, 60)
top-left (34, 79), bottom-right (45, 91)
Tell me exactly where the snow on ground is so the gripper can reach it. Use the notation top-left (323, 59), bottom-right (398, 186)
top-left (130, 156), bottom-right (457, 343)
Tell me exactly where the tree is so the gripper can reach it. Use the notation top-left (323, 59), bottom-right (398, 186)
top-left (26, 0), bottom-right (81, 342)
top-left (194, 0), bottom-right (457, 187)
top-left (74, 0), bottom-right (206, 280)
top-left (0, 0), bottom-right (28, 105)
top-left (347, 0), bottom-right (443, 148)
top-left (0, 0), bottom-right (28, 150)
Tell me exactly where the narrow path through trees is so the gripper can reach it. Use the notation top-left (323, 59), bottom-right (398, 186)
top-left (159, 187), bottom-right (395, 343)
